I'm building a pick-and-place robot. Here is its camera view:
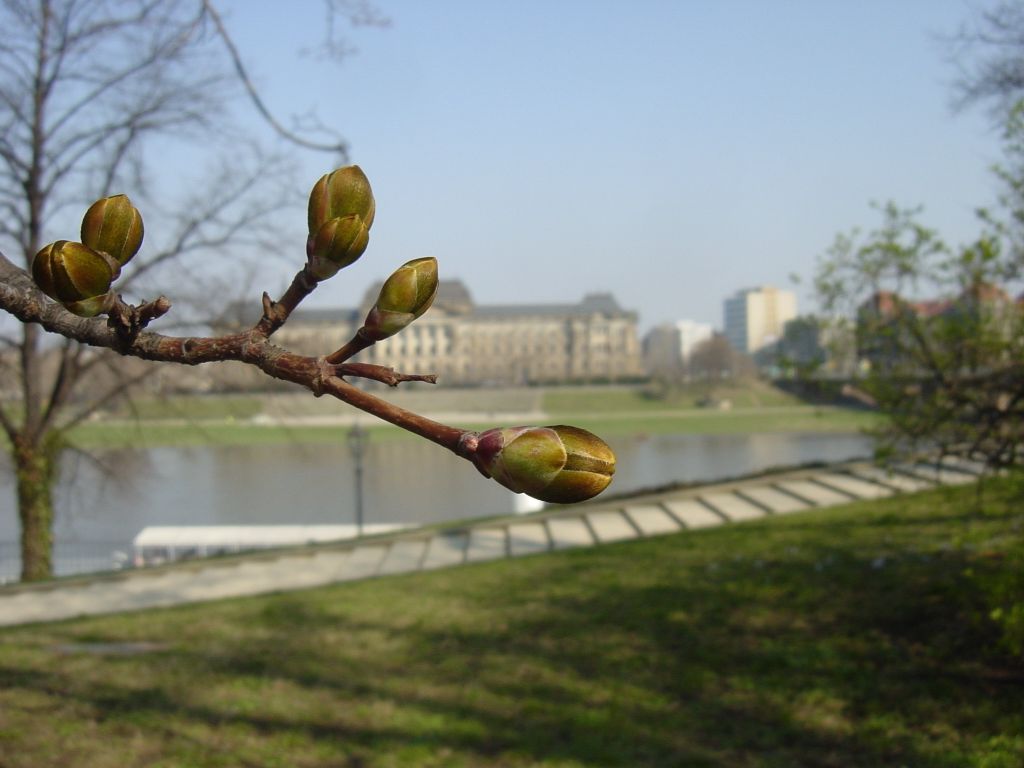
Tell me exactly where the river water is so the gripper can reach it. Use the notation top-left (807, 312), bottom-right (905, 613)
top-left (0, 431), bottom-right (872, 579)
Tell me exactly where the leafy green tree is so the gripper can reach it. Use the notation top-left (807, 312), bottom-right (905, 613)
top-left (816, 166), bottom-right (1024, 469)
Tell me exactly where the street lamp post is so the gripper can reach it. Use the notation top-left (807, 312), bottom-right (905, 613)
top-left (347, 420), bottom-right (367, 536)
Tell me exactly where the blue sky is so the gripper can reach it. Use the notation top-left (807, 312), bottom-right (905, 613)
top-left (219, 0), bottom-right (998, 332)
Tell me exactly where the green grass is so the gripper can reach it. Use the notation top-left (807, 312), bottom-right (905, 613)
top-left (64, 408), bottom-right (878, 447)
top-left (108, 395), bottom-right (264, 421)
top-left (1, 479), bottom-right (1022, 767)
top-left (542, 380), bottom-right (803, 413)
top-left (545, 406), bottom-right (880, 437)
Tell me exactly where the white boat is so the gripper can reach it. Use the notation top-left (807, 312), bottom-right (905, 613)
top-left (131, 524), bottom-right (409, 566)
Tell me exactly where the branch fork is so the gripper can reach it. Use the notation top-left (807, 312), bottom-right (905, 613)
top-left (106, 295), bottom-right (172, 342)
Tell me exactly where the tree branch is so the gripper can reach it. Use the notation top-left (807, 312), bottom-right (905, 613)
top-left (201, 0), bottom-right (349, 159)
top-left (0, 251), bottom-right (469, 455)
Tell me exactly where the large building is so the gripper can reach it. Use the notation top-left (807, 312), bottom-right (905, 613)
top-left (274, 280), bottom-right (644, 386)
top-left (643, 319), bottom-right (714, 375)
top-left (723, 285), bottom-right (797, 354)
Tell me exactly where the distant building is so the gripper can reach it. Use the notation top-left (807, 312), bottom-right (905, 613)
top-left (677, 319), bottom-right (715, 363)
top-left (643, 319), bottom-right (714, 375)
top-left (856, 284), bottom-right (1016, 370)
top-left (273, 280), bottom-right (644, 385)
top-left (755, 315), bottom-right (856, 377)
top-left (643, 324), bottom-right (681, 375)
top-left (723, 285), bottom-right (797, 354)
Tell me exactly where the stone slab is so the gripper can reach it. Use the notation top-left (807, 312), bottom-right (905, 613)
top-left (304, 550), bottom-right (355, 574)
top-left (814, 473), bottom-right (894, 500)
top-left (0, 592), bottom-right (75, 625)
top-left (624, 505), bottom-right (682, 536)
top-left (735, 486), bottom-right (809, 514)
top-left (102, 569), bottom-right (247, 613)
top-left (0, 583), bottom-right (130, 624)
top-left (700, 493), bottom-right (766, 522)
top-left (586, 510), bottom-right (639, 543)
top-left (378, 540), bottom-right (428, 575)
top-left (937, 456), bottom-right (986, 475)
top-left (421, 532), bottom-right (467, 569)
top-left (773, 480), bottom-right (853, 507)
top-left (546, 517), bottom-right (595, 549)
top-left (334, 546), bottom-right (387, 580)
top-left (662, 499), bottom-right (723, 529)
top-left (898, 463), bottom-right (977, 486)
top-left (169, 561), bottom-right (284, 600)
top-left (467, 528), bottom-right (508, 562)
top-left (848, 465), bottom-right (934, 493)
top-left (508, 523), bottom-right (550, 556)
top-left (248, 557), bottom-right (332, 591)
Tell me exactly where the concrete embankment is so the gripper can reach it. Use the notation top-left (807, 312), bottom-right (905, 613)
top-left (0, 456), bottom-right (983, 627)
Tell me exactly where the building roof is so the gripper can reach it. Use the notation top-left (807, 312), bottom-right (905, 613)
top-left (859, 285), bottom-right (1014, 320)
top-left (288, 306), bottom-right (359, 325)
top-left (475, 292), bottom-right (634, 320)
top-left (291, 281), bottom-right (637, 324)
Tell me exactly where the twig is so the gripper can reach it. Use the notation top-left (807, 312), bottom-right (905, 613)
top-left (325, 328), bottom-right (375, 364)
top-left (335, 362), bottom-right (437, 387)
top-left (254, 265), bottom-right (320, 338)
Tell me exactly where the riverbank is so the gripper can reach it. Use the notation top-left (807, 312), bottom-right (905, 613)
top-left (65, 383), bottom-right (880, 448)
top-left (0, 475), bottom-right (1020, 766)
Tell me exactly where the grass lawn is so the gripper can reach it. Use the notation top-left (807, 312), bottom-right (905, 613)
top-left (543, 406), bottom-right (879, 438)
top-left (541, 380), bottom-right (804, 413)
top-left (1, 479), bottom-right (1022, 766)
top-left (107, 395), bottom-right (265, 421)
top-left (65, 380), bottom-right (879, 448)
top-left (65, 406), bottom-right (879, 448)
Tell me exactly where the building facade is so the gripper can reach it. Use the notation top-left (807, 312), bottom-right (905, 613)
top-left (643, 319), bottom-right (714, 375)
top-left (723, 285), bottom-right (797, 354)
top-left (275, 281), bottom-right (644, 385)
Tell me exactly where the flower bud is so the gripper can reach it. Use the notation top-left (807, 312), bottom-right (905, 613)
top-left (306, 166), bottom-right (375, 280)
top-left (308, 166), bottom-right (375, 235)
top-left (80, 194), bottom-right (144, 266)
top-left (307, 214), bottom-right (371, 280)
top-left (32, 240), bottom-right (116, 317)
top-left (362, 257), bottom-right (438, 340)
top-left (471, 425), bottom-right (616, 504)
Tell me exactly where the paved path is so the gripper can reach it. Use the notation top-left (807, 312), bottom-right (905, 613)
top-left (0, 456), bottom-right (985, 627)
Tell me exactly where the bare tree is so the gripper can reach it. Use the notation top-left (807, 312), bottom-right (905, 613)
top-left (688, 334), bottom-right (755, 383)
top-left (0, 0), bottom-right (374, 580)
top-left (949, 0), bottom-right (1024, 118)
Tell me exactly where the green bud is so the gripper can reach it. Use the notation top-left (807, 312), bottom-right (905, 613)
top-left (31, 240), bottom-right (116, 317)
top-left (308, 166), bottom-right (375, 236)
top-left (471, 425), bottom-right (616, 504)
top-left (80, 194), bottom-right (144, 266)
top-left (306, 166), bottom-right (375, 280)
top-left (307, 214), bottom-right (371, 280)
top-left (362, 257), bottom-right (438, 340)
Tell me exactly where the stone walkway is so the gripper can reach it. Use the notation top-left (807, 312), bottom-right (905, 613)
top-left (0, 456), bottom-right (984, 627)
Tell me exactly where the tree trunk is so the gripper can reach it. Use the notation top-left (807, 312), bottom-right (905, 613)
top-left (14, 437), bottom-right (57, 582)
